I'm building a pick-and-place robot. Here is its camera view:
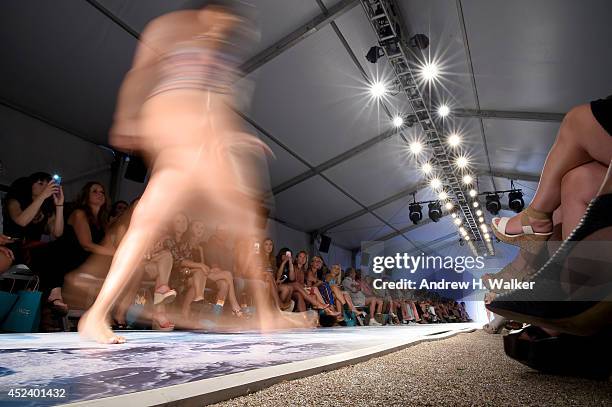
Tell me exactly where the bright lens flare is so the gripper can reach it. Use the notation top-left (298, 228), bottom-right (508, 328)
top-left (430, 178), bottom-right (442, 190)
top-left (476, 209), bottom-right (483, 216)
top-left (410, 141), bottom-right (423, 155)
top-left (465, 235), bottom-right (470, 241)
top-left (369, 81), bottom-right (387, 98)
top-left (448, 133), bottom-right (461, 147)
top-left (453, 217), bottom-right (462, 226)
top-left (437, 104), bottom-right (450, 117)
top-left (456, 156), bottom-right (469, 169)
top-left (421, 62), bottom-right (439, 81)
top-left (478, 216), bottom-right (485, 223)
top-left (473, 201), bottom-right (479, 208)
top-left (392, 116), bottom-right (404, 127)
top-left (438, 191), bottom-right (448, 200)
top-left (469, 189), bottom-right (477, 198)
top-left (421, 162), bottom-right (433, 175)
top-left (445, 202), bottom-right (454, 210)
top-left (462, 174), bottom-right (473, 185)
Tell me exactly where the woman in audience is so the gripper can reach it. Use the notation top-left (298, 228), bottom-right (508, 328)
top-left (286, 250), bottom-right (332, 312)
top-left (327, 264), bottom-right (364, 318)
top-left (186, 219), bottom-right (243, 317)
top-left (3, 173), bottom-right (64, 264)
top-left (358, 272), bottom-right (383, 325)
top-left (44, 181), bottom-right (109, 313)
top-left (305, 256), bottom-right (341, 318)
top-left (492, 99), bottom-right (611, 245)
top-left (261, 238), bottom-right (293, 311)
top-left (342, 269), bottom-right (380, 326)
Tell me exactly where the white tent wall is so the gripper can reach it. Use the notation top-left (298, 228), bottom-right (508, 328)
top-left (318, 244), bottom-right (353, 271)
top-left (0, 104), bottom-right (114, 202)
top-left (265, 218), bottom-right (310, 255)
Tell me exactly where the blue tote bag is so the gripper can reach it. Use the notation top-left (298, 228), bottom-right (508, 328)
top-left (2, 276), bottom-right (42, 333)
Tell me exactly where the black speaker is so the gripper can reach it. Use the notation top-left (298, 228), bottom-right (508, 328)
top-left (125, 156), bottom-right (148, 183)
top-left (319, 235), bottom-right (332, 253)
top-left (360, 253), bottom-right (371, 267)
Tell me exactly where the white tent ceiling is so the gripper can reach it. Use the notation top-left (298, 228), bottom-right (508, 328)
top-left (1, 0), bottom-right (611, 256)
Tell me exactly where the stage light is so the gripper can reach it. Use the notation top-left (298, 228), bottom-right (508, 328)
top-left (438, 191), bottom-right (448, 200)
top-left (462, 174), bottom-right (473, 184)
top-left (478, 216), bottom-right (485, 223)
top-left (421, 162), bottom-right (433, 175)
top-left (484, 232), bottom-right (491, 239)
top-left (448, 133), bottom-right (461, 147)
top-left (428, 201), bottom-right (442, 222)
top-left (392, 116), bottom-right (404, 127)
top-left (370, 81), bottom-right (387, 98)
top-left (430, 178), bottom-right (442, 190)
top-left (409, 141), bottom-right (423, 155)
top-left (458, 227), bottom-right (466, 235)
top-left (464, 235), bottom-right (470, 241)
top-left (469, 189), bottom-right (477, 198)
top-left (366, 46), bottom-right (384, 63)
top-left (445, 202), bottom-right (454, 211)
top-left (451, 212), bottom-right (457, 219)
top-left (456, 156), bottom-right (469, 169)
top-left (481, 224), bottom-right (489, 232)
top-left (473, 201), bottom-right (479, 208)
top-left (409, 34), bottom-right (429, 50)
top-left (508, 190), bottom-right (524, 213)
top-left (421, 62), bottom-right (439, 81)
top-left (476, 209), bottom-right (483, 217)
top-left (408, 203), bottom-right (423, 225)
top-left (453, 217), bottom-right (462, 226)
top-left (437, 104), bottom-right (450, 118)
top-left (485, 194), bottom-right (501, 215)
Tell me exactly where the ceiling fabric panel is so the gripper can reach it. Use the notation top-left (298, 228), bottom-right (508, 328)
top-left (326, 213), bottom-right (387, 249)
top-left (462, 0), bottom-right (612, 112)
top-left (273, 175), bottom-right (362, 231)
top-left (322, 133), bottom-right (422, 206)
top-left (483, 119), bottom-right (559, 176)
top-left (0, 0), bottom-right (137, 145)
top-left (246, 24), bottom-right (395, 166)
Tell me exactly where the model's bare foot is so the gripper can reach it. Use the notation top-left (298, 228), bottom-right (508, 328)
top-left (79, 311), bottom-right (126, 344)
top-left (494, 214), bottom-right (552, 235)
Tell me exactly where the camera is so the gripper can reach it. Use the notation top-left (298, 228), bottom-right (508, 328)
top-left (52, 174), bottom-right (62, 185)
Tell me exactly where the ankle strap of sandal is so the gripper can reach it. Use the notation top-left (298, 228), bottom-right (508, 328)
top-left (522, 206), bottom-right (552, 220)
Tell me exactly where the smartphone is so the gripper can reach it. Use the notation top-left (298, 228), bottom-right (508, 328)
top-left (52, 174), bottom-right (62, 185)
top-left (285, 251), bottom-right (291, 257)
top-left (279, 274), bottom-right (288, 282)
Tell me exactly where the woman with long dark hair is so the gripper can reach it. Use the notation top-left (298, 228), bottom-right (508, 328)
top-left (2, 172), bottom-right (64, 262)
top-left (46, 182), bottom-right (114, 312)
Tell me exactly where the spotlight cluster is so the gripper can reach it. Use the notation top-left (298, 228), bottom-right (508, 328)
top-left (361, 0), bottom-right (491, 254)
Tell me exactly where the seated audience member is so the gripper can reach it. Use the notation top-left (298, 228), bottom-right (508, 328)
top-left (108, 200), bottom-right (129, 226)
top-left (231, 236), bottom-right (266, 309)
top-left (358, 272), bottom-right (383, 325)
top-left (279, 250), bottom-right (335, 313)
top-left (3, 173), bottom-right (64, 265)
top-left (43, 181), bottom-right (110, 313)
top-left (305, 256), bottom-right (340, 318)
top-left (342, 267), bottom-right (382, 325)
top-left (0, 234), bottom-right (15, 273)
top-left (459, 301), bottom-right (471, 321)
top-left (186, 219), bottom-right (243, 317)
top-left (260, 238), bottom-right (293, 311)
top-left (326, 265), bottom-right (363, 318)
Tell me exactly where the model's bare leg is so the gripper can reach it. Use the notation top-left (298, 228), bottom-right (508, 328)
top-left (497, 105), bottom-right (612, 235)
top-left (79, 167), bottom-right (189, 343)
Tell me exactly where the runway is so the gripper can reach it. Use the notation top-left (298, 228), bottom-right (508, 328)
top-left (0, 323), bottom-right (478, 406)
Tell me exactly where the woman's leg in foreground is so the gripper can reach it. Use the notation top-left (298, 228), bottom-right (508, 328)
top-left (499, 105), bottom-right (612, 234)
top-left (79, 168), bottom-right (187, 343)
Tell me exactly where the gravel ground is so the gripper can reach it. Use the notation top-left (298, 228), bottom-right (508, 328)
top-left (212, 330), bottom-right (612, 407)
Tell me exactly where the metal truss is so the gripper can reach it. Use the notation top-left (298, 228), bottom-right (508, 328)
top-left (359, 0), bottom-right (492, 255)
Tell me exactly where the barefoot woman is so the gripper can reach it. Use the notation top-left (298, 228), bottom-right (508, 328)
top-left (79, 4), bottom-right (265, 343)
